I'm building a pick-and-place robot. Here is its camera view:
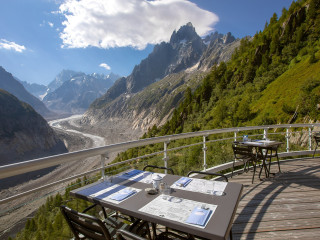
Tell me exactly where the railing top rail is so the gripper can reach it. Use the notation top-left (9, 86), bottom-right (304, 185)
top-left (1, 123), bottom-right (319, 180)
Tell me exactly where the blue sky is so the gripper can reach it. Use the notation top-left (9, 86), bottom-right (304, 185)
top-left (0, 0), bottom-right (293, 85)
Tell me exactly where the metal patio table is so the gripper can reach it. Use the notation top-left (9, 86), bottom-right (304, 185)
top-left (70, 172), bottom-right (243, 240)
top-left (239, 141), bottom-right (282, 179)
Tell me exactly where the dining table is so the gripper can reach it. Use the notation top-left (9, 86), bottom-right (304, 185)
top-left (238, 140), bottom-right (282, 179)
top-left (70, 170), bottom-right (243, 240)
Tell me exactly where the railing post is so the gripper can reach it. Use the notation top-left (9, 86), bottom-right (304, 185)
top-left (101, 153), bottom-right (107, 181)
top-left (163, 141), bottom-right (169, 174)
top-left (234, 132), bottom-right (237, 142)
top-left (286, 128), bottom-right (290, 152)
top-left (203, 136), bottom-right (208, 171)
top-left (309, 127), bottom-right (312, 151)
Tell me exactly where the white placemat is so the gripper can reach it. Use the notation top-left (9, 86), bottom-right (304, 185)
top-left (171, 178), bottom-right (227, 195)
top-left (78, 182), bottom-right (141, 204)
top-left (118, 171), bottom-right (166, 184)
top-left (139, 195), bottom-right (217, 228)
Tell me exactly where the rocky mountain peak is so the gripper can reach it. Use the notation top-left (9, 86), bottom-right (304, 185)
top-left (169, 22), bottom-right (199, 46)
top-left (223, 32), bottom-right (236, 44)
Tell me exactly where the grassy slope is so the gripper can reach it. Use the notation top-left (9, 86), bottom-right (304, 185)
top-left (252, 56), bottom-right (320, 123)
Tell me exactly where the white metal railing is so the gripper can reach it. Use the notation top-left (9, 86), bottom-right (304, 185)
top-left (0, 123), bottom-right (319, 205)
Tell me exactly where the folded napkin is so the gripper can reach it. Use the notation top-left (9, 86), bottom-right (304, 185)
top-left (110, 189), bottom-right (136, 201)
top-left (185, 207), bottom-right (212, 226)
top-left (124, 169), bottom-right (142, 177)
top-left (175, 177), bottom-right (192, 187)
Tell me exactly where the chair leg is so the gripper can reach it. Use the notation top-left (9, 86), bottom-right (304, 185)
top-left (313, 143), bottom-right (318, 158)
top-left (252, 163), bottom-right (256, 184)
top-left (231, 160), bottom-right (236, 178)
top-left (276, 153), bottom-right (281, 173)
top-left (258, 161), bottom-right (263, 179)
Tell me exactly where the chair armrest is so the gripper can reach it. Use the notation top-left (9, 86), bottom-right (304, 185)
top-left (143, 165), bottom-right (175, 175)
top-left (187, 171), bottom-right (228, 182)
top-left (82, 203), bottom-right (97, 213)
top-left (116, 229), bottom-right (147, 240)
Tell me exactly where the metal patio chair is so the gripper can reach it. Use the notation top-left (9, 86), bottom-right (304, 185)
top-left (143, 165), bottom-right (175, 175)
top-left (232, 143), bottom-right (258, 183)
top-left (61, 205), bottom-right (151, 240)
top-left (313, 133), bottom-right (320, 158)
top-left (187, 170), bottom-right (228, 182)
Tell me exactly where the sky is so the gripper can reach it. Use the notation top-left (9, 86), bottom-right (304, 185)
top-left (0, 0), bottom-right (293, 85)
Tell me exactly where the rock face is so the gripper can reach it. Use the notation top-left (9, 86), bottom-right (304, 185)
top-left (198, 32), bottom-right (239, 71)
top-left (47, 69), bottom-right (79, 94)
top-left (0, 89), bottom-right (67, 188)
top-left (43, 72), bottom-right (120, 114)
top-left (0, 89), bottom-right (67, 165)
top-left (83, 23), bottom-right (240, 130)
top-left (92, 23), bottom-right (206, 106)
top-left (0, 66), bottom-right (51, 117)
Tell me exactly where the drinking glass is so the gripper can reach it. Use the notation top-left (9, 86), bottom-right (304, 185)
top-left (104, 175), bottom-right (113, 186)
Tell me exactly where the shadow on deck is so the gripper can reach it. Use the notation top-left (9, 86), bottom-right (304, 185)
top-left (229, 157), bottom-right (320, 239)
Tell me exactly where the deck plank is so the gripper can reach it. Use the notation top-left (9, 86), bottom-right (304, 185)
top-left (229, 158), bottom-right (320, 239)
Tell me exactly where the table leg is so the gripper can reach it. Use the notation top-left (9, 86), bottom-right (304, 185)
top-left (258, 148), bottom-right (270, 179)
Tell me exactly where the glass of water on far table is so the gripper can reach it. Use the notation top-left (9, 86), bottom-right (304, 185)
top-left (211, 181), bottom-right (225, 196)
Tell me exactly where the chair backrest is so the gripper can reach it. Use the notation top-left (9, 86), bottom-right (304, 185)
top-left (314, 134), bottom-right (320, 143)
top-left (143, 165), bottom-right (175, 175)
top-left (187, 171), bottom-right (228, 182)
top-left (232, 144), bottom-right (254, 160)
top-left (116, 229), bottom-right (147, 240)
top-left (60, 205), bottom-right (112, 240)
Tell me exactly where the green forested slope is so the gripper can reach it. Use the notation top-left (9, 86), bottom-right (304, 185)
top-left (150, 0), bottom-right (320, 136)
top-left (253, 56), bottom-right (320, 123)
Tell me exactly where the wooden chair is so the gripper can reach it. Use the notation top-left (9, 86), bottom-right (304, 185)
top-left (143, 165), bottom-right (175, 175)
top-left (232, 143), bottom-right (258, 184)
top-left (313, 134), bottom-right (320, 158)
top-left (61, 205), bottom-right (151, 240)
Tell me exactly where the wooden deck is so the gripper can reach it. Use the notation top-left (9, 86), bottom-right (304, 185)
top-left (229, 157), bottom-right (320, 239)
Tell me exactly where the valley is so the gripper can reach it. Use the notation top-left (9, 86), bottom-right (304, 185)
top-left (0, 115), bottom-right (142, 239)
top-left (49, 115), bottom-right (105, 148)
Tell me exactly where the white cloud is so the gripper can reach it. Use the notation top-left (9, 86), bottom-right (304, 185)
top-left (99, 63), bottom-right (111, 70)
top-left (59, 0), bottom-right (219, 50)
top-left (0, 39), bottom-right (26, 52)
top-left (48, 22), bottom-right (54, 27)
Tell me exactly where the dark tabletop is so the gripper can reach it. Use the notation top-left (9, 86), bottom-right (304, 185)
top-left (70, 172), bottom-right (243, 240)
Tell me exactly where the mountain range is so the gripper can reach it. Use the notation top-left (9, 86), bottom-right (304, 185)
top-left (82, 23), bottom-right (240, 129)
top-left (43, 71), bottom-right (120, 114)
top-left (18, 79), bottom-right (48, 100)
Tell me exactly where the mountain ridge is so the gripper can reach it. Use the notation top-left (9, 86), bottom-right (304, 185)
top-left (0, 66), bottom-right (51, 117)
top-left (0, 89), bottom-right (67, 188)
top-left (43, 71), bottom-right (120, 114)
top-left (83, 24), bottom-right (240, 129)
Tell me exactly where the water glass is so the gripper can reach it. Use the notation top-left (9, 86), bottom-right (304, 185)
top-left (104, 175), bottom-right (113, 186)
top-left (211, 181), bottom-right (216, 196)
